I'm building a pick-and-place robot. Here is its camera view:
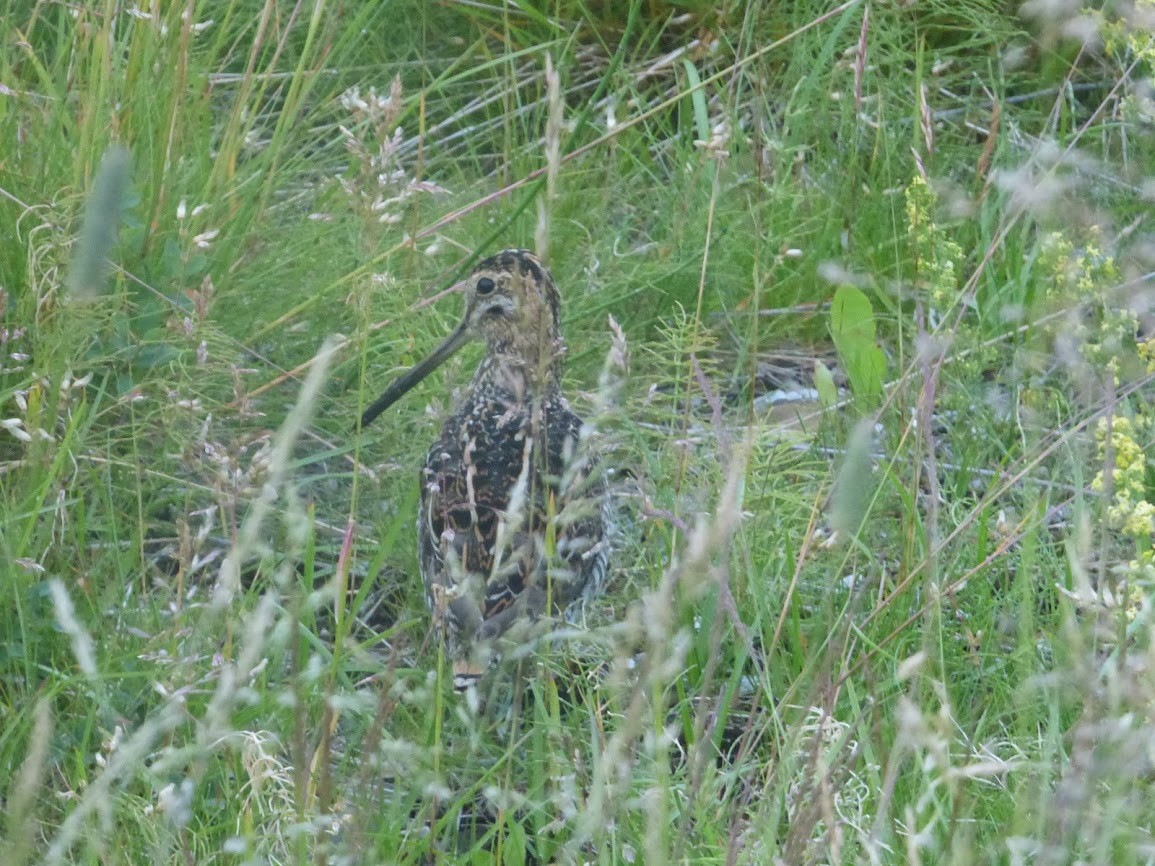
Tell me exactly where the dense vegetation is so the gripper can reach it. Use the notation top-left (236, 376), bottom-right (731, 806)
top-left (2, 1), bottom-right (1154, 863)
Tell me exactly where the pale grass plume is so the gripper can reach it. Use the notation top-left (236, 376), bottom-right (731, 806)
top-left (830, 416), bottom-right (877, 542)
top-left (213, 336), bottom-right (341, 607)
top-left (49, 578), bottom-right (97, 679)
top-left (66, 146), bottom-right (130, 300)
top-left (43, 700), bottom-right (185, 866)
top-left (536, 52), bottom-right (563, 260)
top-left (570, 434), bottom-right (749, 857)
top-left (6, 699), bottom-right (53, 866)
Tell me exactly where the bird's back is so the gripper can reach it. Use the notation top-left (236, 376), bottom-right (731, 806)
top-left (418, 386), bottom-right (607, 656)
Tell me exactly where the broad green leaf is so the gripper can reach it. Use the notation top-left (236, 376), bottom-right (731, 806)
top-left (830, 285), bottom-right (885, 400)
top-left (854, 344), bottom-right (886, 399)
top-left (830, 284), bottom-right (877, 353)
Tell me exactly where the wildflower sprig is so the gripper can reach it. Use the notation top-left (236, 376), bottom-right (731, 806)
top-left (1138, 337), bottom-right (1155, 375)
top-left (1091, 414), bottom-right (1155, 613)
top-left (1091, 416), bottom-right (1154, 539)
top-left (904, 175), bottom-right (965, 313)
top-left (1036, 229), bottom-right (1142, 385)
top-left (1092, 6), bottom-right (1155, 126)
top-left (902, 173), bottom-right (998, 377)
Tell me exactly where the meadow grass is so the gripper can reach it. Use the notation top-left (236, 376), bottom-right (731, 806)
top-left (2, 1), bottom-right (1155, 863)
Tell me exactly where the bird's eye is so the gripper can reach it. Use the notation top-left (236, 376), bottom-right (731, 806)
top-left (476, 277), bottom-right (496, 295)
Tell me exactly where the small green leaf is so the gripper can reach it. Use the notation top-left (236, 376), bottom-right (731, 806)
top-left (682, 59), bottom-right (711, 144)
top-left (503, 821), bottom-right (527, 866)
top-left (815, 358), bottom-right (838, 408)
top-left (161, 237), bottom-right (183, 278)
top-left (132, 343), bottom-right (180, 371)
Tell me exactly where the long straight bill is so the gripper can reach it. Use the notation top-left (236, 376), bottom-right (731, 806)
top-left (358, 321), bottom-right (471, 428)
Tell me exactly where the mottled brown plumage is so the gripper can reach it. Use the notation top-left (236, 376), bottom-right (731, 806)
top-left (360, 250), bottom-right (609, 687)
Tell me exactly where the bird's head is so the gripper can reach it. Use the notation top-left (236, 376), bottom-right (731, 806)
top-left (358, 249), bottom-right (564, 427)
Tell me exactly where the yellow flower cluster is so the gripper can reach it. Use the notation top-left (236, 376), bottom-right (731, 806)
top-left (1123, 547), bottom-right (1155, 621)
top-left (1040, 229), bottom-right (1118, 295)
top-left (1038, 230), bottom-right (1137, 384)
top-left (1091, 6), bottom-right (1155, 125)
top-left (1097, 3), bottom-right (1155, 67)
top-left (904, 175), bottom-right (965, 309)
top-left (1091, 416), bottom-right (1155, 540)
top-left (1139, 338), bottom-right (1155, 375)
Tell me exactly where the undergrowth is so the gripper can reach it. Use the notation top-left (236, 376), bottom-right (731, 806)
top-left (2, 1), bottom-right (1155, 864)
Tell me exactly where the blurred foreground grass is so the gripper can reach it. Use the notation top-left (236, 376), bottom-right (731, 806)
top-left (2, 1), bottom-right (1155, 863)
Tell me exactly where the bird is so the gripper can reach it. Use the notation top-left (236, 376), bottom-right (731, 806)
top-left (358, 249), bottom-right (609, 689)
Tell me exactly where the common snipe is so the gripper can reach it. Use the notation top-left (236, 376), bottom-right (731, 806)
top-left (359, 250), bottom-right (609, 687)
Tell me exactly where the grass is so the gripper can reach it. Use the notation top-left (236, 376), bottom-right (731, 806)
top-left (3, 0), bottom-right (1155, 863)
